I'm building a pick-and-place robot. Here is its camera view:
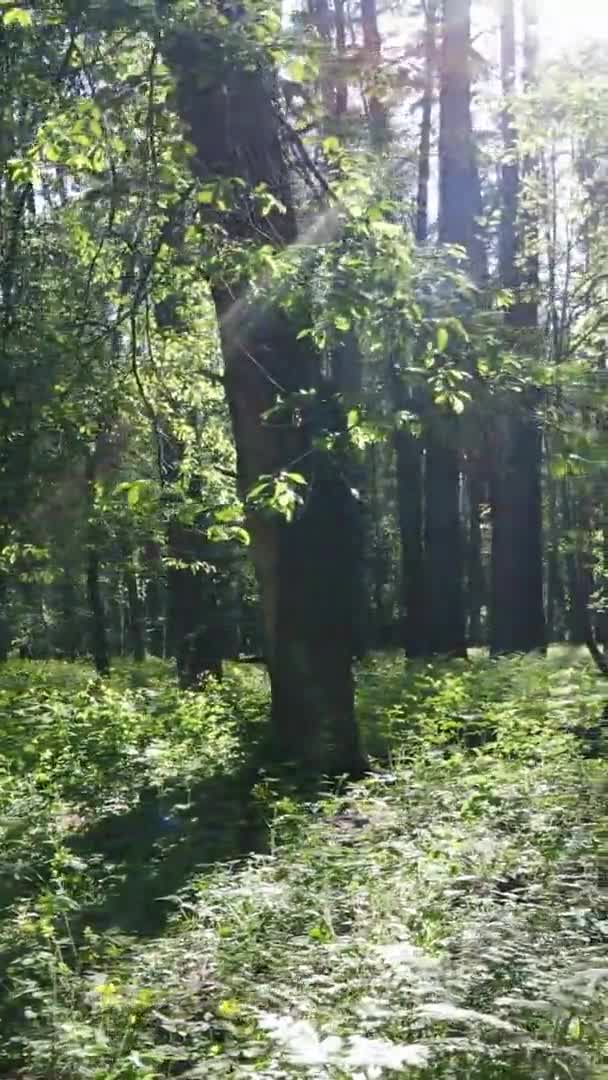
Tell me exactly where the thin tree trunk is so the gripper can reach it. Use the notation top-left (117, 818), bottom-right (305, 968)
top-left (466, 466), bottom-right (484, 644)
top-left (395, 414), bottom-right (426, 655)
top-left (490, 0), bottom-right (545, 655)
top-left (85, 450), bottom-right (110, 677)
top-left (0, 571), bottom-right (10, 662)
top-left (125, 566), bottom-right (145, 663)
top-left (562, 479), bottom-right (592, 644)
top-left (546, 461), bottom-right (565, 642)
top-left (166, 29), bottom-right (363, 775)
top-left (145, 575), bottom-right (165, 658)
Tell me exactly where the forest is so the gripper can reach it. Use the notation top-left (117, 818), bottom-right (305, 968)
top-left (0, 0), bottom-right (607, 1076)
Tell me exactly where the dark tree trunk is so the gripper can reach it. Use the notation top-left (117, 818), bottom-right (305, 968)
top-left (334, 0), bottom-right (348, 119)
top-left (0, 571), bottom-right (10, 662)
top-left (394, 388), bottom-right (426, 657)
top-left (390, 0), bottom-right (435, 658)
top-left (425, 418), bottom-right (466, 655)
top-left (466, 465), bottom-right (485, 645)
top-left (490, 0), bottom-right (545, 655)
top-left (424, 0), bottom-right (473, 657)
top-left (85, 452), bottom-right (110, 677)
top-left (125, 567), bottom-right (145, 663)
top-left (361, 0), bottom-right (388, 148)
top-left (145, 575), bottom-right (165, 658)
top-left (57, 574), bottom-right (81, 660)
top-left (167, 521), bottom-right (223, 690)
top-left (166, 27), bottom-right (363, 774)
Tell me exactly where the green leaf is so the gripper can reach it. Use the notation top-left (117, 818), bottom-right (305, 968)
top-left (3, 7), bottom-right (31, 26)
top-left (334, 314), bottom-right (351, 332)
top-left (287, 57), bottom-right (307, 82)
top-left (436, 326), bottom-right (449, 353)
top-left (322, 135), bottom-right (340, 155)
top-left (214, 505), bottom-right (244, 524)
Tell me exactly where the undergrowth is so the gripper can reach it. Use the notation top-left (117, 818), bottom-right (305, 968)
top-left (0, 650), bottom-right (607, 1078)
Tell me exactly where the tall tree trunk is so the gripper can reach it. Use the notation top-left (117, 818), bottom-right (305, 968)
top-left (562, 479), bottom-right (592, 645)
top-left (0, 570), bottom-right (10, 662)
top-left (166, 24), bottom-right (363, 775)
top-left (546, 460), bottom-right (565, 642)
top-left (466, 465), bottom-right (484, 644)
top-left (395, 414), bottom-right (426, 655)
top-left (167, 520), bottom-right (223, 689)
top-left (391, 0), bottom-right (436, 658)
top-left (424, 0), bottom-right (473, 657)
top-left (334, 0), bottom-right (348, 119)
top-left (57, 573), bottom-right (81, 660)
top-left (85, 450), bottom-right (110, 677)
top-left (360, 0), bottom-right (388, 149)
top-left (415, 0), bottom-right (436, 246)
top-left (125, 566), bottom-right (145, 663)
top-left (490, 0), bottom-right (545, 654)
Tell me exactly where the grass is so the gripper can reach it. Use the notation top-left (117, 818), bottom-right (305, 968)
top-left (0, 649), bottom-right (607, 1078)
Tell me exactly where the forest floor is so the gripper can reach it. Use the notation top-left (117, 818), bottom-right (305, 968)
top-left (0, 649), bottom-right (607, 1078)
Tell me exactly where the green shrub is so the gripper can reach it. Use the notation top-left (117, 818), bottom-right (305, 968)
top-left (0, 652), bottom-right (607, 1079)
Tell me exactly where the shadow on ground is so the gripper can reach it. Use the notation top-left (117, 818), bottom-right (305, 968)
top-left (68, 762), bottom-right (268, 937)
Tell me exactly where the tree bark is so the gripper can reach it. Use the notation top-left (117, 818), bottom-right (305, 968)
top-left (166, 520), bottom-right (223, 689)
top-left (85, 450), bottom-right (110, 677)
top-left (334, 0), bottom-right (348, 119)
top-left (466, 465), bottom-right (484, 644)
top-left (395, 411), bottom-right (426, 656)
top-left (166, 20), bottom-right (363, 775)
top-left (125, 566), bottom-right (145, 663)
top-left (0, 571), bottom-right (10, 662)
top-left (390, 0), bottom-right (436, 658)
top-left (360, 0), bottom-right (388, 149)
top-left (424, 0), bottom-right (473, 657)
top-left (490, 0), bottom-right (545, 655)
top-left (415, 0), bottom-right (436, 246)
top-left (425, 416), bottom-right (466, 655)
top-left (562, 479), bottom-right (593, 645)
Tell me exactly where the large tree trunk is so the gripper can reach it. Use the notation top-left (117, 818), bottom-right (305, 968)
top-left (490, 0), bottom-right (545, 655)
top-left (360, 0), bottom-right (388, 148)
top-left (424, 0), bottom-right (473, 657)
top-left (166, 22), bottom-right (363, 775)
top-left (391, 0), bottom-right (435, 658)
top-left (425, 417), bottom-right (466, 655)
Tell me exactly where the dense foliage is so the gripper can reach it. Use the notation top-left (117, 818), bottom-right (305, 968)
top-left (0, 652), bottom-right (607, 1077)
top-left (1, 1), bottom-right (608, 1075)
